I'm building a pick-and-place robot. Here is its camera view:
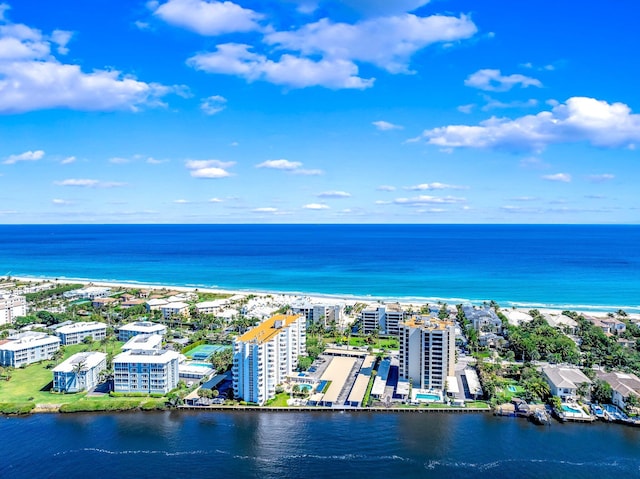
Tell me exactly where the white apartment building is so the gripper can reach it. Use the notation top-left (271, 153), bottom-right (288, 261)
top-left (233, 314), bottom-right (306, 405)
top-left (291, 299), bottom-right (343, 329)
top-left (0, 293), bottom-right (27, 326)
top-left (63, 286), bottom-right (111, 300)
top-left (118, 321), bottom-right (167, 341)
top-left (121, 333), bottom-right (163, 352)
top-left (53, 351), bottom-right (107, 393)
top-left (0, 332), bottom-right (61, 367)
top-left (399, 316), bottom-right (456, 391)
top-left (113, 349), bottom-right (180, 394)
top-left (55, 321), bottom-right (107, 345)
top-left (161, 302), bottom-right (189, 320)
top-left (195, 299), bottom-right (228, 315)
top-left (360, 303), bottom-right (405, 335)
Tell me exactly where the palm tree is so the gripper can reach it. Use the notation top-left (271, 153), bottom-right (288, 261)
top-left (72, 360), bottom-right (87, 391)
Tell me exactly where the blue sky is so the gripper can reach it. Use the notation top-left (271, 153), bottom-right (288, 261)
top-left (0, 0), bottom-right (639, 224)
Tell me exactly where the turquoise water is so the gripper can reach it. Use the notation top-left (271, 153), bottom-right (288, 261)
top-left (299, 384), bottom-right (313, 392)
top-left (416, 393), bottom-right (441, 401)
top-left (1, 224), bottom-right (639, 311)
top-left (190, 363), bottom-right (214, 369)
top-left (507, 385), bottom-right (517, 393)
top-left (562, 405), bottom-right (582, 414)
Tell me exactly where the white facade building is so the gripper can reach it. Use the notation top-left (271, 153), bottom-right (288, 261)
top-left (0, 293), bottom-right (27, 326)
top-left (161, 302), bottom-right (189, 320)
top-left (360, 303), bottom-right (405, 335)
top-left (121, 333), bottom-right (163, 352)
top-left (291, 298), bottom-right (343, 329)
top-left (233, 314), bottom-right (306, 405)
top-left (118, 321), bottom-right (167, 341)
top-left (542, 366), bottom-right (592, 401)
top-left (0, 332), bottom-right (61, 367)
top-left (55, 321), bottom-right (107, 345)
top-left (53, 351), bottom-right (107, 393)
top-left (399, 316), bottom-right (456, 390)
top-left (113, 349), bottom-right (180, 394)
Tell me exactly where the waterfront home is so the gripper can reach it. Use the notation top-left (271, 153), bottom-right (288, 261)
top-left (160, 301), bottom-right (189, 320)
top-left (113, 349), bottom-right (180, 394)
top-left (118, 321), bottom-right (167, 341)
top-left (52, 351), bottom-right (107, 393)
top-left (543, 312), bottom-right (578, 334)
top-left (462, 304), bottom-right (502, 333)
top-left (55, 321), bottom-right (107, 345)
top-left (587, 316), bottom-right (626, 336)
top-left (121, 333), bottom-right (163, 352)
top-left (399, 316), bottom-right (455, 391)
top-left (0, 292), bottom-right (27, 326)
top-left (542, 366), bottom-right (591, 401)
top-left (597, 371), bottom-right (640, 411)
top-left (233, 313), bottom-right (306, 405)
top-left (0, 332), bottom-right (60, 367)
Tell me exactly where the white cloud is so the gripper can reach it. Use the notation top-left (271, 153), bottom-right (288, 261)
top-left (174, 199), bottom-right (190, 204)
top-left (200, 94), bottom-right (227, 115)
top-left (61, 156), bottom-right (76, 165)
top-left (109, 157), bottom-right (130, 164)
top-left (184, 158), bottom-right (234, 178)
top-left (146, 157), bottom-right (168, 164)
top-left (375, 200), bottom-right (391, 205)
top-left (481, 97), bottom-right (538, 111)
top-left (256, 159), bottom-right (302, 170)
top-left (588, 173), bottom-right (615, 183)
top-left (54, 178), bottom-right (126, 188)
top-left (418, 97), bottom-right (640, 151)
top-left (293, 168), bottom-right (324, 176)
top-left (404, 182), bottom-right (466, 191)
top-left (317, 190), bottom-right (351, 198)
top-left (0, 16), bottom-right (178, 113)
top-left (376, 185), bottom-right (396, 191)
top-left (189, 167), bottom-right (232, 178)
top-left (464, 69), bottom-right (542, 92)
top-left (303, 203), bottom-right (330, 210)
top-left (189, 43), bottom-right (373, 89)
top-left (52, 198), bottom-right (72, 205)
top-left (153, 0), bottom-right (263, 36)
top-left (252, 207), bottom-right (278, 213)
top-left (209, 197), bottom-right (223, 203)
top-left (542, 173), bottom-right (571, 183)
top-left (134, 20), bottom-right (151, 30)
top-left (457, 103), bottom-right (475, 114)
top-left (372, 120), bottom-right (402, 131)
top-left (265, 14), bottom-right (477, 74)
top-left (3, 149), bottom-right (44, 164)
top-left (393, 195), bottom-right (465, 205)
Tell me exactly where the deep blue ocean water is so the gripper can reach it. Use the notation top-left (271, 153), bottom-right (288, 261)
top-left (0, 224), bottom-right (638, 311)
top-left (2, 412), bottom-right (639, 479)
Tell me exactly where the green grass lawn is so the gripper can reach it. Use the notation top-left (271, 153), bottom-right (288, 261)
top-left (346, 337), bottom-right (399, 350)
top-left (265, 392), bottom-right (290, 407)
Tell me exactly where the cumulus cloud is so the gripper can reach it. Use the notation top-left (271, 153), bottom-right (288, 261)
top-left (317, 190), bottom-right (351, 198)
top-left (464, 69), bottom-right (542, 92)
top-left (0, 15), bottom-right (179, 113)
top-left (153, 0), bottom-right (263, 36)
top-left (457, 104), bottom-right (475, 114)
top-left (185, 159), bottom-right (234, 178)
top-left (303, 203), bottom-right (330, 210)
top-left (404, 182), bottom-right (466, 191)
top-left (588, 173), bottom-right (615, 183)
top-left (200, 94), bottom-right (227, 115)
top-left (372, 120), bottom-right (402, 131)
top-left (256, 158), bottom-right (323, 175)
top-left (418, 97), bottom-right (640, 151)
top-left (542, 173), bottom-right (571, 183)
top-left (189, 43), bottom-right (373, 89)
top-left (173, 199), bottom-right (190, 204)
top-left (3, 149), bottom-right (44, 164)
top-left (54, 178), bottom-right (126, 188)
top-left (393, 195), bottom-right (465, 205)
top-left (146, 157), bottom-right (168, 164)
top-left (265, 14), bottom-right (477, 74)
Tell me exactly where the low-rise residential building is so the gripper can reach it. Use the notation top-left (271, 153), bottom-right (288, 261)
top-left (113, 349), bottom-right (180, 394)
top-left (542, 366), bottom-right (592, 401)
top-left (0, 332), bottom-right (61, 367)
top-left (233, 314), bottom-right (306, 405)
top-left (121, 333), bottom-right (163, 352)
top-left (588, 316), bottom-right (627, 336)
top-left (597, 371), bottom-right (640, 410)
top-left (91, 297), bottom-right (118, 309)
top-left (63, 286), bottom-right (111, 300)
top-left (160, 302), bottom-right (189, 320)
top-left (291, 298), bottom-right (343, 329)
top-left (195, 300), bottom-right (227, 315)
top-left (52, 351), bottom-right (107, 393)
top-left (0, 292), bottom-right (27, 325)
top-left (399, 316), bottom-right (456, 391)
top-left (145, 298), bottom-right (168, 311)
top-left (55, 321), bottom-right (107, 345)
top-left (118, 321), bottom-right (167, 341)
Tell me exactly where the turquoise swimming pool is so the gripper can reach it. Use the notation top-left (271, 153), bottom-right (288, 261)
top-left (562, 404), bottom-right (582, 414)
top-left (507, 385), bottom-right (517, 393)
top-left (416, 393), bottom-right (440, 401)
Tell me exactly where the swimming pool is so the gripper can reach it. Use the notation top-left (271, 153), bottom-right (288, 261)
top-left (562, 404), bottom-right (582, 414)
top-left (507, 385), bottom-right (517, 393)
top-left (299, 384), bottom-right (313, 392)
top-left (416, 393), bottom-right (441, 401)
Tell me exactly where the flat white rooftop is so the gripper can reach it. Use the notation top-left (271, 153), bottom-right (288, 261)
top-left (114, 349), bottom-right (179, 364)
top-left (53, 351), bottom-right (106, 373)
top-left (56, 321), bottom-right (106, 334)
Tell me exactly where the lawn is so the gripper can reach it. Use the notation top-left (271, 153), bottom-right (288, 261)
top-left (347, 337), bottom-right (399, 350)
top-left (265, 392), bottom-right (290, 407)
top-left (0, 339), bottom-right (124, 406)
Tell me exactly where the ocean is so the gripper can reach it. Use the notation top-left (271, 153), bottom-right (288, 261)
top-left (0, 224), bottom-right (638, 311)
top-left (2, 411), bottom-right (639, 479)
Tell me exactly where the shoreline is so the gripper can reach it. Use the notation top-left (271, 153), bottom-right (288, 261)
top-left (5, 274), bottom-right (640, 317)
